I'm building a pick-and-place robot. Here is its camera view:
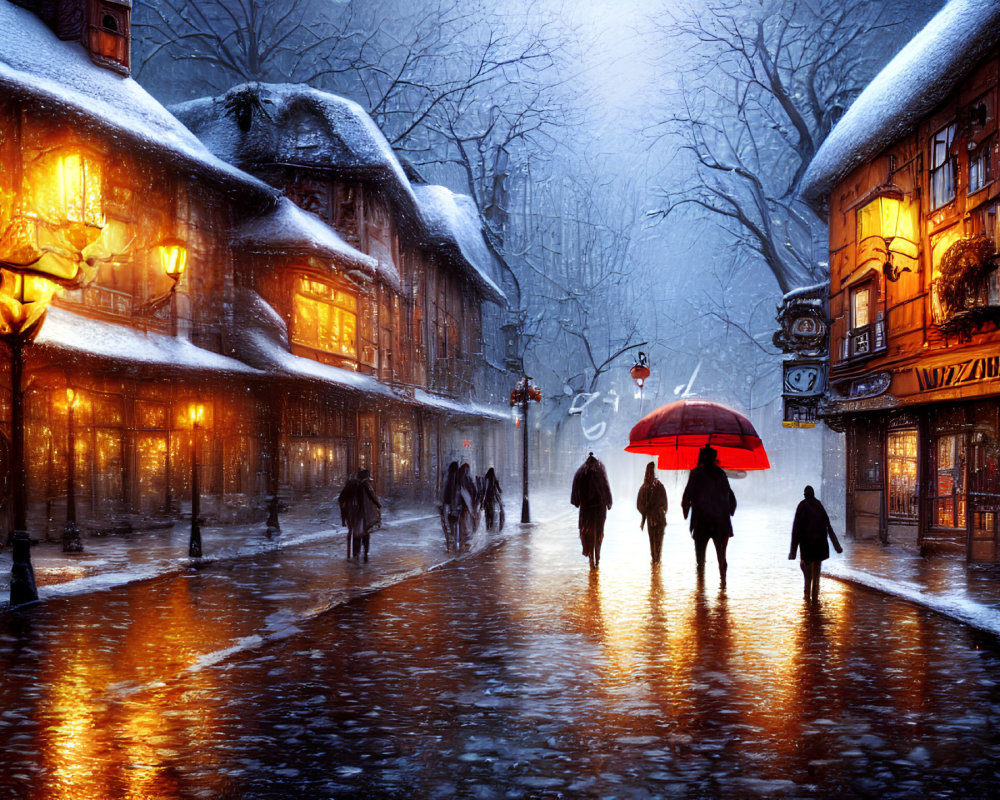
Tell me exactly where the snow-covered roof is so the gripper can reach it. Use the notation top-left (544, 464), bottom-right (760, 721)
top-left (231, 196), bottom-right (377, 275)
top-left (412, 184), bottom-right (505, 304)
top-left (801, 0), bottom-right (1000, 206)
top-left (37, 307), bottom-right (262, 375)
top-left (413, 388), bottom-right (510, 422)
top-left (0, 1), bottom-right (274, 201)
top-left (171, 83), bottom-right (416, 209)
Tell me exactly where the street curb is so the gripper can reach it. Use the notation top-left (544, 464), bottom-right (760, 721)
top-left (825, 566), bottom-right (1000, 639)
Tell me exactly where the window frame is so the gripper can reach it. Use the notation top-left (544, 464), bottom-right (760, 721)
top-left (929, 123), bottom-right (957, 209)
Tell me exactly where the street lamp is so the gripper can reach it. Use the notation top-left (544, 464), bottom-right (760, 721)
top-left (0, 144), bottom-right (124, 605)
top-left (187, 402), bottom-right (205, 558)
top-left (510, 376), bottom-right (541, 524)
top-left (62, 387), bottom-right (83, 553)
top-left (1, 271), bottom-right (59, 605)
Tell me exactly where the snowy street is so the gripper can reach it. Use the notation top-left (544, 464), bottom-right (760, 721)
top-left (2, 499), bottom-right (1000, 799)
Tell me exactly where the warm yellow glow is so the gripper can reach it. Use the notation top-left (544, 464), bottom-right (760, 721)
top-left (857, 192), bottom-right (918, 266)
top-left (0, 269), bottom-right (59, 337)
top-left (158, 239), bottom-right (188, 280)
top-left (66, 387), bottom-right (77, 408)
top-left (187, 403), bottom-right (205, 428)
top-left (30, 149), bottom-right (104, 228)
top-left (292, 277), bottom-right (358, 358)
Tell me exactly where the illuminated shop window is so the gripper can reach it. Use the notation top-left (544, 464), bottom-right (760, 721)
top-left (27, 150), bottom-right (104, 228)
top-left (930, 123), bottom-right (956, 209)
top-left (291, 277), bottom-right (357, 358)
top-left (887, 429), bottom-right (918, 519)
top-left (931, 434), bottom-right (967, 529)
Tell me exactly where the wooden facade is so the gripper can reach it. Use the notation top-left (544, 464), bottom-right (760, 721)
top-left (811, 19), bottom-right (1000, 560)
top-left (0, 1), bottom-right (512, 541)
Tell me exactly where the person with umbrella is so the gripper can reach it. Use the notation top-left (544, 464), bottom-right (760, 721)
top-left (636, 461), bottom-right (668, 564)
top-left (681, 445), bottom-right (737, 582)
top-left (789, 484), bottom-right (842, 600)
top-left (571, 452), bottom-right (613, 570)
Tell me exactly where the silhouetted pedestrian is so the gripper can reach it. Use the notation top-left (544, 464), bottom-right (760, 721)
top-left (681, 445), bottom-right (736, 582)
top-left (338, 469), bottom-right (382, 561)
top-left (441, 460), bottom-right (459, 545)
top-left (636, 461), bottom-right (668, 563)
top-left (482, 467), bottom-right (504, 531)
top-left (571, 452), bottom-right (613, 569)
top-left (789, 484), bottom-right (842, 600)
top-left (455, 462), bottom-right (479, 546)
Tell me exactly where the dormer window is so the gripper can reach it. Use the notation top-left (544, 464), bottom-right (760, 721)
top-left (86, 0), bottom-right (131, 75)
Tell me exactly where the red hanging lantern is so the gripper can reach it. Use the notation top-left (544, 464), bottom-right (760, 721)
top-left (630, 351), bottom-right (650, 388)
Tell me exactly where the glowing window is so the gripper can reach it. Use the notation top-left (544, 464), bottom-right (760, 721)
top-left (887, 429), bottom-right (918, 519)
top-left (28, 150), bottom-right (104, 227)
top-left (851, 284), bottom-right (870, 330)
top-left (291, 277), bottom-right (357, 358)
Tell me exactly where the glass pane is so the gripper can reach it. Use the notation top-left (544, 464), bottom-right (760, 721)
top-left (888, 429), bottom-right (918, 518)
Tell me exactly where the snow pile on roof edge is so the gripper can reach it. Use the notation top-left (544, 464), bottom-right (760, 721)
top-left (801, 0), bottom-right (1000, 205)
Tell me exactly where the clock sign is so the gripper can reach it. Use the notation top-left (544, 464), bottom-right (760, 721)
top-left (783, 361), bottom-right (825, 396)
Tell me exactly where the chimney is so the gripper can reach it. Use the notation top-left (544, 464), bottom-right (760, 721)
top-left (13, 0), bottom-right (131, 75)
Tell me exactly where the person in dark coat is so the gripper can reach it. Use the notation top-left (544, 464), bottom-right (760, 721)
top-left (455, 462), bottom-right (479, 546)
top-left (481, 466), bottom-right (504, 531)
top-left (338, 469), bottom-right (382, 561)
top-left (571, 452), bottom-right (613, 570)
top-left (681, 445), bottom-right (737, 581)
top-left (440, 461), bottom-right (460, 545)
top-left (789, 484), bottom-right (842, 600)
top-left (636, 461), bottom-right (668, 563)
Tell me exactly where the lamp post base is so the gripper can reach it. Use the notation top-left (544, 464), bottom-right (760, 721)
top-left (9, 530), bottom-right (38, 606)
top-left (265, 494), bottom-right (281, 537)
top-left (62, 521), bottom-right (84, 553)
top-left (189, 521), bottom-right (202, 558)
top-left (521, 497), bottom-right (530, 524)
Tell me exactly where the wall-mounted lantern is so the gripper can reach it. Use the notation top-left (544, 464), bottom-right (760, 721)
top-left (856, 184), bottom-right (918, 282)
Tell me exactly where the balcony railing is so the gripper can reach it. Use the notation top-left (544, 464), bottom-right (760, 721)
top-left (932, 267), bottom-right (1000, 333)
top-left (840, 316), bottom-right (886, 362)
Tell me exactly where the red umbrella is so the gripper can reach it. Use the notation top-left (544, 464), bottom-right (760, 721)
top-left (625, 399), bottom-right (770, 471)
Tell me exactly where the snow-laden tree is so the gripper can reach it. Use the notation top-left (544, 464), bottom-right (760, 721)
top-left (648, 0), bottom-right (935, 294)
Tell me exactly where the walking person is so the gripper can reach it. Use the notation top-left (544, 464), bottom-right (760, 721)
top-left (338, 468), bottom-right (382, 561)
top-left (571, 452), bottom-right (613, 570)
top-left (789, 484), bottom-right (842, 601)
top-left (455, 462), bottom-right (479, 546)
top-left (636, 461), bottom-right (668, 563)
top-left (681, 445), bottom-right (736, 582)
top-left (481, 466), bottom-right (504, 531)
top-left (440, 461), bottom-right (460, 547)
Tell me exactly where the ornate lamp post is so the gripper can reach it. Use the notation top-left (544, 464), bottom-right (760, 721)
top-left (62, 387), bottom-right (83, 553)
top-left (510, 376), bottom-right (541, 524)
top-left (187, 402), bottom-right (205, 558)
top-left (1, 272), bottom-right (59, 605)
top-left (0, 145), bottom-right (125, 605)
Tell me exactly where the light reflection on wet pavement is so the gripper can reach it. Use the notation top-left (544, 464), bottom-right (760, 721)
top-left (3, 505), bottom-right (1000, 799)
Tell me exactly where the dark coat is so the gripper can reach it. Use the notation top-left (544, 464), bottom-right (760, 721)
top-left (636, 476), bottom-right (667, 535)
top-left (571, 455), bottom-right (613, 552)
top-left (339, 476), bottom-right (381, 533)
top-left (681, 463), bottom-right (736, 540)
top-left (790, 496), bottom-right (841, 561)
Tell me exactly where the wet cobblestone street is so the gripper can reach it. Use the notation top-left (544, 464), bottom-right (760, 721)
top-left (3, 503), bottom-right (1000, 799)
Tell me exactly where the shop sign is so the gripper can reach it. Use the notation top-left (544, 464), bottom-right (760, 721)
top-left (783, 397), bottom-right (818, 428)
top-left (915, 355), bottom-right (1000, 391)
